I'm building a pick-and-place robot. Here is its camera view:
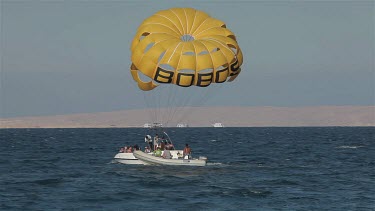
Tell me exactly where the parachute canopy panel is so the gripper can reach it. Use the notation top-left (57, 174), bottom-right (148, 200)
top-left (130, 7), bottom-right (243, 91)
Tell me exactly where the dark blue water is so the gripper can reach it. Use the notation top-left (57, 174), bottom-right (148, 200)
top-left (1, 127), bottom-right (374, 210)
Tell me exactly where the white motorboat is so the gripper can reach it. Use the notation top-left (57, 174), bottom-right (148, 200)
top-left (212, 122), bottom-right (224, 127)
top-left (143, 123), bottom-right (152, 128)
top-left (114, 124), bottom-right (207, 166)
top-left (144, 122), bottom-right (163, 128)
top-left (176, 123), bottom-right (189, 127)
top-left (114, 152), bottom-right (146, 165)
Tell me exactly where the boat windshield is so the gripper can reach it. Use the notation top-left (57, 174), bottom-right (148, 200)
top-left (144, 125), bottom-right (175, 150)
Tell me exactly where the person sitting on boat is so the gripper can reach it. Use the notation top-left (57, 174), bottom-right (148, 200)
top-left (126, 146), bottom-right (133, 153)
top-left (165, 140), bottom-right (174, 150)
top-left (119, 147), bottom-right (125, 153)
top-left (162, 149), bottom-right (172, 159)
top-left (183, 144), bottom-right (192, 159)
top-left (177, 152), bottom-right (183, 159)
top-left (144, 146), bottom-right (151, 153)
top-left (133, 144), bottom-right (140, 151)
top-left (154, 147), bottom-right (162, 157)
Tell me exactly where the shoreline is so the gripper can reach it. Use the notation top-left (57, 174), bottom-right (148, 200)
top-left (1, 106), bottom-right (374, 128)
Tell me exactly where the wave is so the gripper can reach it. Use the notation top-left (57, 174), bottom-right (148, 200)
top-left (33, 178), bottom-right (64, 186)
top-left (226, 188), bottom-right (272, 198)
top-left (336, 145), bottom-right (364, 149)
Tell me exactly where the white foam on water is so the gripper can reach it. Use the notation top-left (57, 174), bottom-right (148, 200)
top-left (336, 145), bottom-right (364, 149)
top-left (250, 190), bottom-right (262, 194)
top-left (206, 162), bottom-right (223, 166)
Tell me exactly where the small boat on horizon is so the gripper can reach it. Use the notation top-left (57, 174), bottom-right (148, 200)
top-left (212, 122), bottom-right (224, 127)
top-left (176, 123), bottom-right (189, 128)
top-left (143, 122), bottom-right (162, 128)
top-left (143, 123), bottom-right (151, 128)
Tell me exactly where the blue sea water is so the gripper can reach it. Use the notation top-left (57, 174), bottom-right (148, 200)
top-left (0, 127), bottom-right (374, 211)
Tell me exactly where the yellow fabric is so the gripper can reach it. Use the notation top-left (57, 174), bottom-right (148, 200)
top-left (130, 8), bottom-right (243, 91)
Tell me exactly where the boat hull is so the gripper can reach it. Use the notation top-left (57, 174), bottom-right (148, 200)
top-left (133, 151), bottom-right (207, 166)
top-left (114, 153), bottom-right (146, 165)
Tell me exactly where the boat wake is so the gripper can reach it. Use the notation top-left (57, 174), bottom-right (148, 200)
top-left (206, 162), bottom-right (223, 166)
top-left (109, 160), bottom-right (119, 164)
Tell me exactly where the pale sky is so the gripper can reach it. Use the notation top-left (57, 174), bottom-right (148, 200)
top-left (1, 1), bottom-right (374, 118)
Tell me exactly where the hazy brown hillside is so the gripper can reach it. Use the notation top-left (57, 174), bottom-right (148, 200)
top-left (0, 106), bottom-right (374, 128)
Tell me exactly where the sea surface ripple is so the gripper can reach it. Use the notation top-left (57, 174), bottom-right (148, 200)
top-left (0, 127), bottom-right (374, 210)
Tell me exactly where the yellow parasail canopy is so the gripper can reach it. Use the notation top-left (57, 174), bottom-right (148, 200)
top-left (130, 8), bottom-right (243, 91)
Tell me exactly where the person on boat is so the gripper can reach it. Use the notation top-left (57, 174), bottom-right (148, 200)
top-left (183, 144), bottom-right (192, 159)
top-left (126, 146), bottom-right (133, 153)
top-left (165, 139), bottom-right (174, 150)
top-left (154, 134), bottom-right (159, 150)
top-left (133, 144), bottom-right (140, 151)
top-left (162, 149), bottom-right (172, 159)
top-left (145, 135), bottom-right (151, 142)
top-left (154, 147), bottom-right (162, 157)
top-left (160, 140), bottom-right (165, 150)
top-left (119, 147), bottom-right (125, 153)
top-left (144, 146), bottom-right (151, 153)
top-left (145, 135), bottom-right (153, 151)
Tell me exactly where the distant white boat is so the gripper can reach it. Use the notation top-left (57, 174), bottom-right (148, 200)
top-left (143, 123), bottom-right (152, 128)
top-left (176, 123), bottom-right (189, 127)
top-left (143, 122), bottom-right (162, 128)
top-left (212, 123), bottom-right (224, 127)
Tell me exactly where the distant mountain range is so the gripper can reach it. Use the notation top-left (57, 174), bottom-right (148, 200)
top-left (1, 106), bottom-right (374, 128)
